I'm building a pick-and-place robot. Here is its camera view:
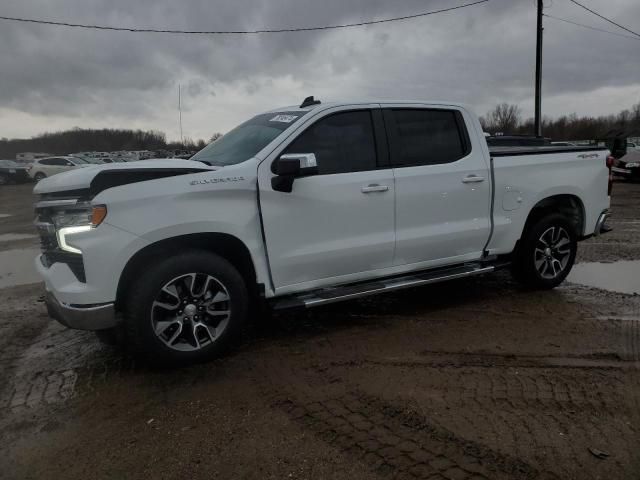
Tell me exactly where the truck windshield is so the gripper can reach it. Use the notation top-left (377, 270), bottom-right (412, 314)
top-left (191, 112), bottom-right (303, 167)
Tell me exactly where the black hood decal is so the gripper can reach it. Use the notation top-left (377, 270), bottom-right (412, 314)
top-left (89, 167), bottom-right (208, 196)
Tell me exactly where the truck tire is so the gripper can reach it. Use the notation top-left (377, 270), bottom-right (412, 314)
top-left (124, 250), bottom-right (248, 365)
top-left (512, 213), bottom-right (577, 289)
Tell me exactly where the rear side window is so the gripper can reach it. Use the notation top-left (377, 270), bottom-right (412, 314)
top-left (39, 159), bottom-right (57, 166)
top-left (386, 109), bottom-right (470, 167)
top-left (283, 110), bottom-right (377, 175)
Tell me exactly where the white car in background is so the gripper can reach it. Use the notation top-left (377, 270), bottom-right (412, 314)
top-left (28, 156), bottom-right (93, 182)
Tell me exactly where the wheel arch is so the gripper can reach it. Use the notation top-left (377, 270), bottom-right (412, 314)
top-left (115, 232), bottom-right (260, 311)
top-left (522, 194), bottom-right (585, 239)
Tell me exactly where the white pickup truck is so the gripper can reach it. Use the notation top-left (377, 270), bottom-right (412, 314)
top-left (34, 98), bottom-right (612, 364)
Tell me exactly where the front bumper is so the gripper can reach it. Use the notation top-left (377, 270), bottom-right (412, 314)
top-left (45, 290), bottom-right (118, 331)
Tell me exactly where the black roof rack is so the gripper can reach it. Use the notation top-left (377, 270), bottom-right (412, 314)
top-left (300, 96), bottom-right (321, 108)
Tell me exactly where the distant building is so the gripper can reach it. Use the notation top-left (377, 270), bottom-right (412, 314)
top-left (16, 152), bottom-right (50, 161)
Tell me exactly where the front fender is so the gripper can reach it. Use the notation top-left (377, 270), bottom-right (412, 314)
top-left (92, 162), bottom-right (272, 290)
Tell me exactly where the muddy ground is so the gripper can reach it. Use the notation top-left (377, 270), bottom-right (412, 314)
top-left (1, 181), bottom-right (639, 480)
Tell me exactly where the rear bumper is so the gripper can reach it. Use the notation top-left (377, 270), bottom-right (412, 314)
top-left (593, 209), bottom-right (611, 237)
top-left (45, 290), bottom-right (117, 331)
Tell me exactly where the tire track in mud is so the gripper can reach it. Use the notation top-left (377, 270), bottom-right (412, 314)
top-left (275, 391), bottom-right (551, 480)
top-left (261, 350), bottom-right (639, 480)
top-left (0, 320), bottom-right (121, 411)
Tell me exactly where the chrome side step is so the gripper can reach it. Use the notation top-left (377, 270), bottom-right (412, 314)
top-left (272, 263), bottom-right (496, 311)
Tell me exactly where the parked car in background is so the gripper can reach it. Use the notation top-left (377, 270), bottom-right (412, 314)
top-left (611, 150), bottom-right (640, 181)
top-left (79, 157), bottom-right (105, 165)
top-left (551, 141), bottom-right (577, 147)
top-left (28, 156), bottom-right (93, 182)
top-left (627, 142), bottom-right (640, 151)
top-left (16, 152), bottom-right (51, 162)
top-left (0, 160), bottom-right (31, 185)
top-left (127, 150), bottom-right (154, 161)
top-left (172, 149), bottom-right (193, 159)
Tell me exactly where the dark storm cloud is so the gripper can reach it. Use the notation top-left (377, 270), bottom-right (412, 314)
top-left (0, 0), bottom-right (638, 138)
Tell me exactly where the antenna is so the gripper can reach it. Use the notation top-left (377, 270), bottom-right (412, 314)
top-left (178, 84), bottom-right (184, 145)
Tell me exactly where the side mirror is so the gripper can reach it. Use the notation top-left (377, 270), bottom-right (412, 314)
top-left (272, 153), bottom-right (318, 193)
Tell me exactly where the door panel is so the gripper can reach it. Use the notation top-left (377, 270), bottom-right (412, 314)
top-left (384, 106), bottom-right (491, 267)
top-left (259, 170), bottom-right (395, 288)
top-left (257, 106), bottom-right (395, 290)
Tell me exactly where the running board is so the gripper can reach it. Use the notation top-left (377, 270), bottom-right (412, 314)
top-left (271, 263), bottom-right (496, 311)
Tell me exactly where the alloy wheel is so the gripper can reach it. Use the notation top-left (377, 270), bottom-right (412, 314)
top-left (150, 273), bottom-right (231, 352)
top-left (534, 226), bottom-right (572, 279)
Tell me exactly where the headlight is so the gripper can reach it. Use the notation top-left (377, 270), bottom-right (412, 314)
top-left (625, 162), bottom-right (639, 168)
top-left (52, 204), bottom-right (107, 254)
top-left (57, 225), bottom-right (92, 254)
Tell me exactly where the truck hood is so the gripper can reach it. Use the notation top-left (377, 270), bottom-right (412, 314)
top-left (34, 159), bottom-right (215, 195)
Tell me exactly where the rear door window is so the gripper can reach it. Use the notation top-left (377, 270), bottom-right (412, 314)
top-left (385, 109), bottom-right (470, 167)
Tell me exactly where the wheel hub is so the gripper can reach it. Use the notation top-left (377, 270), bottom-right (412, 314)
top-left (534, 226), bottom-right (572, 280)
top-left (150, 273), bottom-right (231, 352)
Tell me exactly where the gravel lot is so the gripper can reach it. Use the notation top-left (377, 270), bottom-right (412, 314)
top-left (1, 181), bottom-right (639, 480)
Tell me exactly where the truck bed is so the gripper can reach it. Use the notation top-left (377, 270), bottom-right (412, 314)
top-left (489, 145), bottom-right (604, 157)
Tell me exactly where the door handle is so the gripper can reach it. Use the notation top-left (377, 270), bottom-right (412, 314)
top-left (361, 184), bottom-right (389, 193)
top-left (461, 175), bottom-right (485, 184)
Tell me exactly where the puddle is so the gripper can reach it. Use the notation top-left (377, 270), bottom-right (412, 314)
top-left (0, 248), bottom-right (42, 288)
top-left (568, 261), bottom-right (640, 295)
top-left (0, 233), bottom-right (37, 242)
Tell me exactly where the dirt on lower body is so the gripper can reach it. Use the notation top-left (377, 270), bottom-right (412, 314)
top-left (1, 182), bottom-right (640, 480)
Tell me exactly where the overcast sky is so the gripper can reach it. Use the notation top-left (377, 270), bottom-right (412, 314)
top-left (0, 0), bottom-right (638, 141)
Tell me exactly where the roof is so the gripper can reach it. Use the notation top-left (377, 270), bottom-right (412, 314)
top-left (264, 99), bottom-right (474, 115)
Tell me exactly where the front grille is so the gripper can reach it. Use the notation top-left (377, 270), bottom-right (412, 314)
top-left (35, 198), bottom-right (87, 283)
top-left (36, 223), bottom-right (57, 251)
top-left (40, 251), bottom-right (86, 282)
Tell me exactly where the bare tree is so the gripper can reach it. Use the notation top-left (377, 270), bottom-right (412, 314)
top-left (632, 102), bottom-right (640, 123)
top-left (210, 133), bottom-right (223, 143)
top-left (483, 103), bottom-right (522, 134)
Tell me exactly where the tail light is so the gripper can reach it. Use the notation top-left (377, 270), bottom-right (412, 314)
top-left (26, 164), bottom-right (32, 172)
top-left (606, 155), bottom-right (615, 168)
top-left (606, 155), bottom-right (614, 196)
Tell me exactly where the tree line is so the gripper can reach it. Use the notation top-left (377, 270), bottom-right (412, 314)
top-left (0, 128), bottom-right (222, 159)
top-left (2, 101), bottom-right (639, 159)
top-left (480, 101), bottom-right (640, 140)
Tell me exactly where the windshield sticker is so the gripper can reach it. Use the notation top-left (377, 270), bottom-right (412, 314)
top-left (270, 114), bottom-right (298, 124)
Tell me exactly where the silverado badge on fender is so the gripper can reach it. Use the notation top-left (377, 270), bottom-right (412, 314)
top-left (190, 176), bottom-right (245, 186)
